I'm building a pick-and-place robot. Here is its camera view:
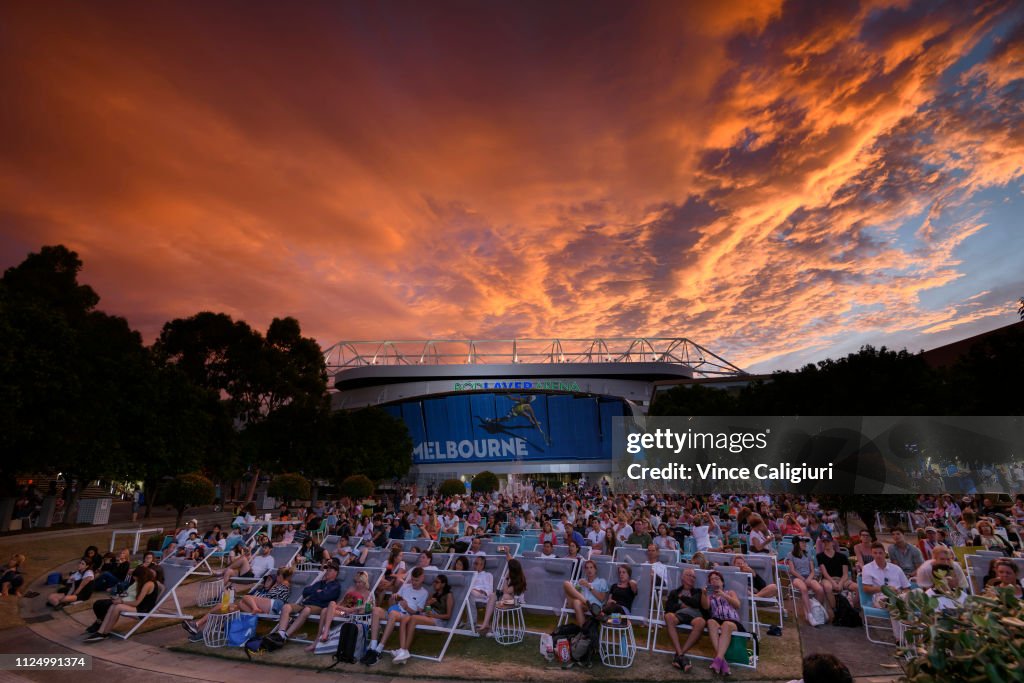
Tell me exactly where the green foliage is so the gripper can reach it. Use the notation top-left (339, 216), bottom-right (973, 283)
top-left (339, 474), bottom-right (374, 500)
top-left (268, 472), bottom-right (311, 504)
top-left (471, 471), bottom-right (500, 493)
top-left (439, 478), bottom-right (465, 497)
top-left (162, 472), bottom-right (215, 527)
top-left (322, 408), bottom-right (413, 484)
top-left (883, 584), bottom-right (1024, 683)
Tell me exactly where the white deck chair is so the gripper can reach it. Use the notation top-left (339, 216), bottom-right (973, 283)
top-left (516, 557), bottom-right (578, 634)
top-left (481, 541), bottom-right (520, 556)
top-left (614, 546), bottom-right (678, 565)
top-left (407, 568), bottom-right (477, 662)
top-left (461, 555), bottom-right (510, 629)
top-left (229, 544), bottom-right (301, 587)
top-left (649, 566), bottom-right (759, 669)
top-left (111, 558), bottom-right (198, 640)
top-left (402, 552), bottom-right (454, 571)
top-left (387, 538), bottom-right (437, 552)
top-left (192, 535), bottom-right (244, 576)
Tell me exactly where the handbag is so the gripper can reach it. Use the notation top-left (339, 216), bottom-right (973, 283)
top-left (227, 613), bottom-right (259, 647)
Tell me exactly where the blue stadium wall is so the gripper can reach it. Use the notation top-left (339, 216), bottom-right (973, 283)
top-left (382, 393), bottom-right (628, 465)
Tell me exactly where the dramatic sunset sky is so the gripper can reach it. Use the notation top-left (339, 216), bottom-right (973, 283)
top-left (2, 1), bottom-right (1022, 372)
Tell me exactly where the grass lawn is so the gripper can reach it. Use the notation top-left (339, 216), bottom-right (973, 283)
top-left (0, 530), bottom-right (113, 631)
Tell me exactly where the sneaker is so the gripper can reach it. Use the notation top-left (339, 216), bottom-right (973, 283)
top-left (393, 649), bottom-right (411, 663)
top-left (188, 632), bottom-right (205, 643)
top-left (84, 623), bottom-right (100, 635)
top-left (182, 621), bottom-right (199, 636)
top-left (363, 649), bottom-right (380, 666)
top-left (83, 633), bottom-right (108, 643)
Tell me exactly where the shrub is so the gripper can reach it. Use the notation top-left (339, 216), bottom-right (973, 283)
top-left (438, 478), bottom-right (465, 497)
top-left (339, 474), bottom-right (375, 500)
top-left (471, 471), bottom-right (500, 493)
top-left (883, 583), bottom-right (1024, 682)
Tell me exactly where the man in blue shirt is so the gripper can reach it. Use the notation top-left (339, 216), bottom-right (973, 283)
top-left (274, 560), bottom-right (341, 642)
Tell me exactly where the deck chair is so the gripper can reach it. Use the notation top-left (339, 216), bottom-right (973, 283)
top-left (559, 561), bottom-right (657, 649)
top-left (387, 538), bottom-right (437, 552)
top-left (192, 535), bottom-right (244, 576)
top-left (553, 545), bottom-right (592, 561)
top-left (481, 541), bottom-right (519, 556)
top-left (229, 544), bottom-right (301, 587)
top-left (461, 555), bottom-right (509, 629)
top-left (649, 566), bottom-right (759, 668)
top-left (303, 566), bottom-right (386, 640)
top-left (516, 557), bottom-right (578, 633)
top-left (965, 552), bottom-right (1006, 594)
top-left (401, 552), bottom-right (454, 570)
top-left (252, 569), bottom-right (323, 624)
top-left (150, 535), bottom-right (176, 560)
top-left (614, 546), bottom-right (678, 565)
top-left (407, 568), bottom-right (477, 662)
top-left (111, 558), bottom-right (197, 640)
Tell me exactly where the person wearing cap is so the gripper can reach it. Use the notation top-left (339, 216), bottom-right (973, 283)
top-left (250, 542), bottom-right (276, 580)
top-left (816, 532), bottom-right (856, 610)
top-left (272, 560), bottom-right (341, 643)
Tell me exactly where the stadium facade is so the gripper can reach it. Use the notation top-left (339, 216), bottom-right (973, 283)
top-left (325, 339), bottom-right (747, 488)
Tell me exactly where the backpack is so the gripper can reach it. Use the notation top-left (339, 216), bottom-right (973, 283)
top-left (549, 622), bottom-right (580, 664)
top-left (243, 635), bottom-right (283, 660)
top-left (832, 593), bottom-right (863, 628)
top-left (336, 622), bottom-right (367, 664)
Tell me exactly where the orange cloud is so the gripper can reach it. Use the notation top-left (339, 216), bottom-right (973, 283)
top-left (0, 1), bottom-right (1021, 372)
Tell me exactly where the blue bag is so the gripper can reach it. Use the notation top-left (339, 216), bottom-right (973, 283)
top-left (226, 613), bottom-right (258, 647)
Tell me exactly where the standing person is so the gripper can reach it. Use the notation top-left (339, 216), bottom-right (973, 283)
top-left (663, 567), bottom-right (707, 672)
top-left (131, 489), bottom-right (141, 523)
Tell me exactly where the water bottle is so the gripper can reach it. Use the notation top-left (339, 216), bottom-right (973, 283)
top-left (228, 587), bottom-right (236, 605)
top-left (220, 588), bottom-right (230, 613)
top-left (619, 629), bottom-right (627, 654)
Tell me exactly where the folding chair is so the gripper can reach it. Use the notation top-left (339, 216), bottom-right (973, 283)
top-left (857, 576), bottom-right (895, 645)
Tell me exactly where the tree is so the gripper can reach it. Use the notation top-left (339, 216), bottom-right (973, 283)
top-left (320, 408), bottom-right (412, 486)
top-left (160, 473), bottom-right (215, 528)
top-left (339, 474), bottom-right (374, 500)
top-left (0, 246), bottom-right (149, 521)
top-left (439, 479), bottom-right (465, 497)
top-left (268, 473), bottom-right (310, 507)
top-left (471, 471), bottom-right (499, 494)
top-left (155, 313), bottom-right (329, 503)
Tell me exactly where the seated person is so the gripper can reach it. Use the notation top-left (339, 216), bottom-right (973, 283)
top-left (48, 558), bottom-right (95, 608)
top-left (219, 545), bottom-right (252, 585)
top-left (469, 554), bottom-right (496, 633)
top-left (861, 542), bottom-right (911, 640)
top-left (816, 533), bottom-right (856, 610)
top-left (925, 561), bottom-right (968, 610)
top-left (362, 566), bottom-right (429, 665)
top-left (603, 564), bottom-right (638, 616)
top-left (183, 567), bottom-right (294, 641)
top-left (375, 546), bottom-right (407, 603)
top-left (702, 570), bottom-right (745, 677)
top-left (83, 566), bottom-right (160, 640)
top-left (392, 574), bottom-right (454, 663)
top-left (271, 560), bottom-right (342, 642)
top-left (914, 545), bottom-right (967, 590)
top-left (335, 540), bottom-right (370, 567)
top-left (1, 554), bottom-right (27, 597)
top-left (537, 540), bottom-right (557, 559)
top-left (93, 548), bottom-right (132, 593)
top-left (787, 537), bottom-right (828, 625)
top-left (732, 553), bottom-right (778, 599)
top-left (307, 569), bottom-right (372, 650)
top-left (247, 542), bottom-right (276, 581)
top-left (562, 559), bottom-right (608, 626)
top-left (663, 567), bottom-right (706, 673)
top-left (986, 558), bottom-right (1024, 598)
